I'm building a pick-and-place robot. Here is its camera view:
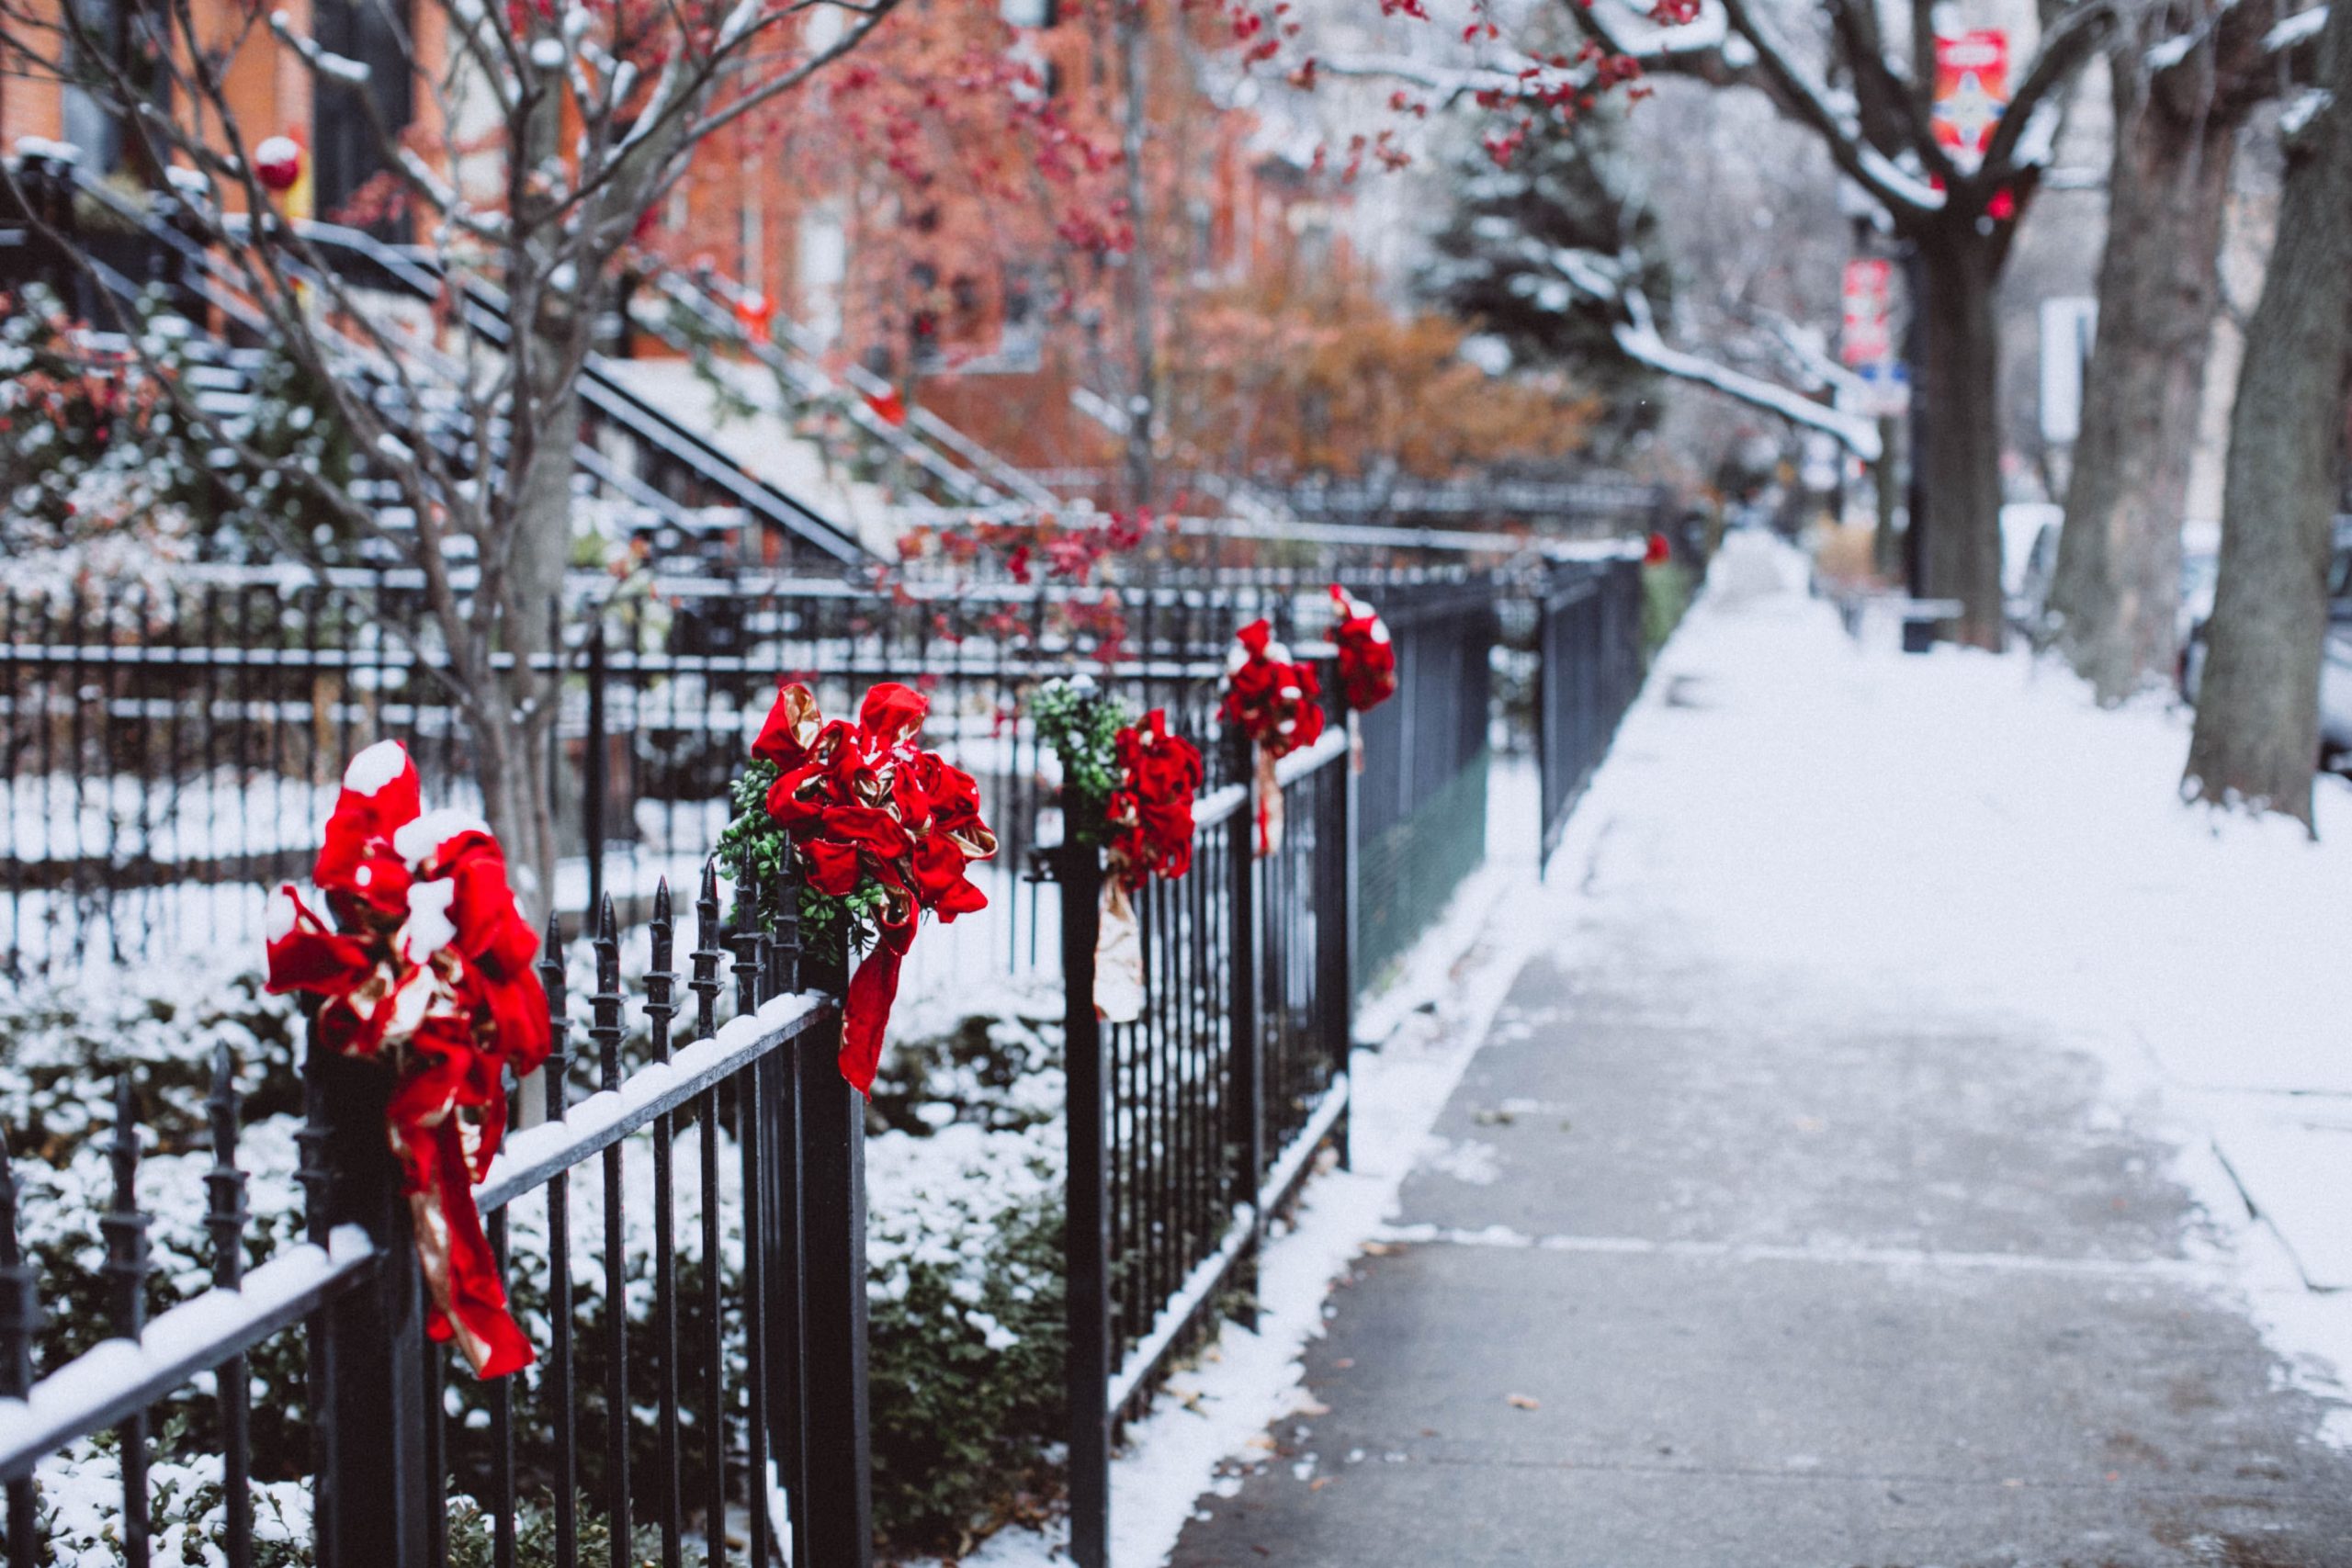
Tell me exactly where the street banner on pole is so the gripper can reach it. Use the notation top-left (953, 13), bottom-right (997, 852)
top-left (1841, 258), bottom-right (1894, 368)
top-left (1933, 30), bottom-right (2009, 174)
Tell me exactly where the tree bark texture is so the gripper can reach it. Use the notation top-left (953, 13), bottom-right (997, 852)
top-left (1917, 230), bottom-right (2008, 649)
top-left (2183, 7), bottom-right (2352, 826)
top-left (2050, 20), bottom-right (2268, 701)
top-left (481, 375), bottom-right (581, 917)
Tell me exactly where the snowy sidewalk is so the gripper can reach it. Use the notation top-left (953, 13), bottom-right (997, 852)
top-left (1161, 535), bottom-right (2352, 1566)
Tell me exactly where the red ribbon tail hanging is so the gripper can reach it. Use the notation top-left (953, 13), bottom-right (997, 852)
top-left (405, 1117), bottom-right (536, 1379)
top-left (1252, 744), bottom-right (1284, 857)
top-left (840, 930), bottom-right (912, 1097)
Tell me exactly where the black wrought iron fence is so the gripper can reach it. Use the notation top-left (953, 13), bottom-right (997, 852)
top-left (1347, 576), bottom-right (1501, 990)
top-left (0, 857), bottom-right (878, 1567)
top-left (0, 572), bottom-right (1312, 974)
top-left (1535, 554), bottom-right (1648, 865)
top-left (0, 567), bottom-right (1498, 978)
top-left (0, 544), bottom-right (1663, 1563)
top-left (1055, 718), bottom-right (1353, 1568)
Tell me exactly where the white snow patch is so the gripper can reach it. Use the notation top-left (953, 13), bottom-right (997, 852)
top-left (391, 807), bottom-right (490, 866)
top-left (400, 876), bottom-right (459, 964)
top-left (2281, 87), bottom-right (2335, 136)
top-left (1418, 1135), bottom-right (1502, 1186)
top-left (2267, 6), bottom-right (2328, 51)
top-left (343, 738), bottom-right (412, 795)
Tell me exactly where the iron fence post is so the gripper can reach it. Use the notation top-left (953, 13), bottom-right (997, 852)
top-left (305, 1021), bottom-right (433, 1568)
top-left (797, 922), bottom-right (874, 1567)
top-left (1059, 841), bottom-right (1113, 1568)
top-left (1323, 728), bottom-right (1357, 1168)
top-left (585, 618), bottom-right (606, 919)
top-left (1226, 729), bottom-right (1264, 1330)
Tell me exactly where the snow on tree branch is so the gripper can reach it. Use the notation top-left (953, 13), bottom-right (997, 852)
top-left (1520, 241), bottom-right (1882, 459)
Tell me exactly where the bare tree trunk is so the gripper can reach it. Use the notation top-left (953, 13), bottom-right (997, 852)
top-left (1917, 230), bottom-right (2007, 649)
top-left (1114, 0), bottom-right (1157, 509)
top-left (481, 378), bottom-right (580, 921)
top-left (2049, 45), bottom-right (2249, 701)
top-left (2183, 10), bottom-right (2352, 826)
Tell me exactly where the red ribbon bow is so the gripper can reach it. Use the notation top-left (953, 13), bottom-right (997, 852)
top-left (752, 682), bottom-right (999, 1094)
top-left (1107, 709), bottom-right (1204, 891)
top-left (1219, 620), bottom-right (1326, 855)
top-left (1218, 620), bottom-right (1326, 759)
top-left (264, 741), bottom-right (549, 1380)
top-left (1329, 585), bottom-right (1398, 713)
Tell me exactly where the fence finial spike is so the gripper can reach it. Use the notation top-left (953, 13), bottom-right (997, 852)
top-left (108, 1076), bottom-right (140, 1209)
top-left (208, 1045), bottom-right (239, 1161)
top-left (103, 1074), bottom-right (152, 1340)
top-left (652, 876), bottom-right (672, 925)
top-left (598, 891), bottom-right (617, 947)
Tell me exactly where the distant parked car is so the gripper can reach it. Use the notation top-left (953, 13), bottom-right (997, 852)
top-left (2180, 518), bottom-right (2352, 769)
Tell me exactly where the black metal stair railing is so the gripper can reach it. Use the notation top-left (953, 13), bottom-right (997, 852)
top-left (271, 216), bottom-right (870, 569)
top-left (651, 265), bottom-right (1063, 518)
top-left (6, 155), bottom-right (865, 572)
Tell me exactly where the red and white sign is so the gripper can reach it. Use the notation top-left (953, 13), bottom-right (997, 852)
top-left (1841, 258), bottom-right (1894, 369)
top-left (1933, 29), bottom-right (2009, 173)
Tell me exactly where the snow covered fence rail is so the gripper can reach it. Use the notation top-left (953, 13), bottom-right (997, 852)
top-left (1053, 719), bottom-right (1356, 1568)
top-left (0, 856), bottom-right (888, 1568)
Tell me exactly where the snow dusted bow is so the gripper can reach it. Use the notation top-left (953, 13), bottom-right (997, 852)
top-left (1095, 709), bottom-right (1204, 1024)
top-left (750, 682), bottom-right (999, 1094)
top-left (1328, 585), bottom-right (1397, 714)
top-left (263, 741), bottom-right (549, 1380)
top-left (1218, 619), bottom-right (1325, 856)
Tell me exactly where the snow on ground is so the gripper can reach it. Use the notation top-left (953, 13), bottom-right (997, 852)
top-left (1597, 532), bottom-right (2352, 1411)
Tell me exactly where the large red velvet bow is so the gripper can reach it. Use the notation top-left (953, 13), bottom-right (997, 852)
top-left (1219, 621), bottom-right (1326, 855)
top-left (1107, 709), bottom-right (1203, 892)
top-left (1329, 585), bottom-right (1398, 713)
top-left (1218, 620), bottom-right (1325, 759)
top-left (264, 741), bottom-right (549, 1380)
top-left (752, 682), bottom-right (998, 1094)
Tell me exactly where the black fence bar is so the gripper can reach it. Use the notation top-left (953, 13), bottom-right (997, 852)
top-left (795, 926), bottom-right (872, 1567)
top-left (309, 1038), bottom-right (433, 1568)
top-left (1060, 842), bottom-right (1113, 1568)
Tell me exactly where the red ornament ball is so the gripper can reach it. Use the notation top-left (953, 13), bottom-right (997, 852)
top-left (254, 136), bottom-right (303, 194)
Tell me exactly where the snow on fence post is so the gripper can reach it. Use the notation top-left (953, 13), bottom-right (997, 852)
top-left (1226, 728), bottom-right (1266, 1333)
top-left (1057, 839), bottom-right (1114, 1568)
top-left (304, 1012), bottom-right (435, 1568)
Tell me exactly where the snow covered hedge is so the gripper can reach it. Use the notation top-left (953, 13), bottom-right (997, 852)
top-left (0, 959), bottom-right (1070, 1563)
